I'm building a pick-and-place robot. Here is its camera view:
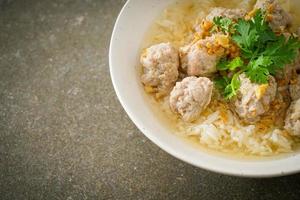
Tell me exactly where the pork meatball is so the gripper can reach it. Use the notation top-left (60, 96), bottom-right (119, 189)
top-left (278, 55), bottom-right (300, 100)
top-left (254, 0), bottom-right (292, 32)
top-left (233, 73), bottom-right (277, 123)
top-left (180, 34), bottom-right (229, 76)
top-left (141, 43), bottom-right (179, 95)
top-left (284, 99), bottom-right (300, 136)
top-left (289, 75), bottom-right (300, 101)
top-left (179, 43), bottom-right (217, 76)
top-left (206, 7), bottom-right (246, 22)
top-left (169, 77), bottom-right (213, 122)
top-left (276, 54), bottom-right (300, 86)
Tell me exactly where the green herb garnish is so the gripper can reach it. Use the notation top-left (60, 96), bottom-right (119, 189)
top-left (217, 57), bottom-right (244, 71)
top-left (212, 16), bottom-right (234, 34)
top-left (212, 9), bottom-right (300, 99)
top-left (215, 73), bottom-right (241, 100)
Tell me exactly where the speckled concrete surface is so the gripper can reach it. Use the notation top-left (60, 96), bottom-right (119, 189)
top-left (0, 0), bottom-right (300, 199)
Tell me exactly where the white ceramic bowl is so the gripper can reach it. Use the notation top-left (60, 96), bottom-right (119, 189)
top-left (109, 0), bottom-right (300, 177)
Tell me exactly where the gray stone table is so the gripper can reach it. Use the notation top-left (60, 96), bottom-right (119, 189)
top-left (1, 0), bottom-right (300, 199)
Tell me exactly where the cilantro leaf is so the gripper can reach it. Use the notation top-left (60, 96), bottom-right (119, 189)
top-left (217, 57), bottom-right (244, 71)
top-left (232, 19), bottom-right (258, 58)
top-left (214, 76), bottom-right (230, 90)
top-left (214, 74), bottom-right (241, 100)
top-left (224, 73), bottom-right (241, 100)
top-left (228, 57), bottom-right (244, 70)
top-left (212, 16), bottom-right (234, 34)
top-left (216, 58), bottom-right (230, 71)
top-left (252, 9), bottom-right (277, 48)
top-left (245, 56), bottom-right (272, 84)
top-left (252, 9), bottom-right (265, 31)
top-left (263, 36), bottom-right (300, 74)
top-left (232, 9), bottom-right (276, 58)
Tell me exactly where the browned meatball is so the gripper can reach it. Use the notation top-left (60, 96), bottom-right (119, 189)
top-left (289, 75), bottom-right (300, 101)
top-left (233, 73), bottom-right (277, 123)
top-left (141, 43), bottom-right (179, 95)
top-left (254, 0), bottom-right (292, 32)
top-left (169, 77), bottom-right (213, 122)
top-left (180, 34), bottom-right (229, 76)
top-left (285, 99), bottom-right (300, 136)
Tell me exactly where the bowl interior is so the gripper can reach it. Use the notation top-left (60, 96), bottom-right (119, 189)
top-left (109, 0), bottom-right (300, 177)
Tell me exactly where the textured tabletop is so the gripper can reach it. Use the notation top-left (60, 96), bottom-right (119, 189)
top-left (1, 0), bottom-right (300, 199)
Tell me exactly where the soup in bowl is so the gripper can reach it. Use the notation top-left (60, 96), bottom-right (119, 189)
top-left (110, 0), bottom-right (300, 177)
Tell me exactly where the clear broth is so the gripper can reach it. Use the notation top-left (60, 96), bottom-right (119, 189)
top-left (142, 0), bottom-right (300, 160)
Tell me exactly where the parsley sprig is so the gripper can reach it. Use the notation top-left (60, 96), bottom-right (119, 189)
top-left (212, 9), bottom-right (300, 99)
top-left (212, 16), bottom-right (235, 34)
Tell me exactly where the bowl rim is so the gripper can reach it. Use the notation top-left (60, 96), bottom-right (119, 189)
top-left (109, 0), bottom-right (300, 178)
